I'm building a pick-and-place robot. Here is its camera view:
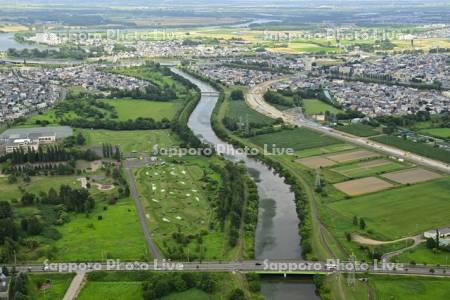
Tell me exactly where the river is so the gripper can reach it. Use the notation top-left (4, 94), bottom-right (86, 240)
top-left (172, 68), bottom-right (319, 299)
top-left (0, 32), bottom-right (51, 52)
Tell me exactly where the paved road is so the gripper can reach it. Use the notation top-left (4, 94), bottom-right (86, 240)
top-left (124, 165), bottom-right (162, 259)
top-left (246, 78), bottom-right (450, 174)
top-left (8, 260), bottom-right (450, 278)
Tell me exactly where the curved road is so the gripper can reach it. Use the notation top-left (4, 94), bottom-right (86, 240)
top-left (246, 78), bottom-right (450, 174)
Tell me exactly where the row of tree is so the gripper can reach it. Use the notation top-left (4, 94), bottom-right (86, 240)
top-left (7, 146), bottom-right (99, 165)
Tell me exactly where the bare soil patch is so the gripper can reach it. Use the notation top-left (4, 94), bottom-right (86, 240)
top-left (296, 156), bottom-right (337, 168)
top-left (381, 168), bottom-right (442, 184)
top-left (334, 177), bottom-right (394, 196)
top-left (326, 150), bottom-right (379, 163)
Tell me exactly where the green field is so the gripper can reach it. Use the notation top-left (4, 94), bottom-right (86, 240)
top-left (336, 124), bottom-right (380, 137)
top-left (52, 198), bottom-right (147, 261)
top-left (102, 98), bottom-right (179, 121)
top-left (225, 99), bottom-right (274, 126)
top-left (134, 157), bottom-right (235, 260)
top-left (27, 273), bottom-right (75, 300)
top-left (77, 271), bottom-right (245, 300)
top-left (82, 129), bottom-right (180, 153)
top-left (78, 282), bottom-right (143, 300)
top-left (372, 135), bottom-right (450, 163)
top-left (370, 276), bottom-right (450, 300)
top-left (419, 128), bottom-right (450, 139)
top-left (397, 243), bottom-right (450, 265)
top-left (249, 127), bottom-right (341, 151)
top-left (294, 143), bottom-right (356, 158)
top-left (328, 177), bottom-right (450, 239)
top-left (303, 99), bottom-right (342, 116)
top-left (330, 159), bottom-right (409, 178)
top-left (0, 175), bottom-right (81, 201)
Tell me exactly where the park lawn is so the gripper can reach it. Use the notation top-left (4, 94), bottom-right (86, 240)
top-left (370, 276), bottom-right (450, 300)
top-left (162, 289), bottom-right (211, 300)
top-left (101, 98), bottom-right (180, 121)
top-left (225, 99), bottom-right (274, 126)
top-left (372, 135), bottom-right (450, 163)
top-left (336, 124), bottom-right (380, 137)
top-left (27, 273), bottom-right (75, 300)
top-left (249, 127), bottom-right (341, 151)
top-left (78, 282), bottom-right (143, 300)
top-left (134, 158), bottom-right (233, 260)
top-left (82, 129), bottom-right (180, 153)
top-left (397, 243), bottom-right (450, 265)
top-left (50, 198), bottom-right (147, 261)
top-left (0, 175), bottom-right (81, 201)
top-left (419, 128), bottom-right (450, 139)
top-left (19, 110), bottom-right (78, 127)
top-left (330, 159), bottom-right (410, 178)
top-left (294, 143), bottom-right (356, 158)
top-left (303, 99), bottom-right (342, 116)
top-left (327, 177), bottom-right (450, 240)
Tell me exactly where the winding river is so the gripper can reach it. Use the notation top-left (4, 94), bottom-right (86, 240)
top-left (172, 68), bottom-right (319, 299)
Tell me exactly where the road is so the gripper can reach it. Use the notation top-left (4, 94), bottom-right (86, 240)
top-left (124, 164), bottom-right (163, 259)
top-left (245, 78), bottom-right (450, 174)
top-left (8, 260), bottom-right (450, 278)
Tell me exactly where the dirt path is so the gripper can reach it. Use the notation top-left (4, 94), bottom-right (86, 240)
top-left (352, 233), bottom-right (417, 246)
top-left (62, 272), bottom-right (86, 300)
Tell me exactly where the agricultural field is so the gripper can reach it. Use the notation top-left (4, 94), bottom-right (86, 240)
top-left (330, 159), bottom-right (410, 178)
top-left (225, 98), bottom-right (274, 127)
top-left (302, 99), bottom-right (342, 116)
top-left (325, 149), bottom-right (380, 164)
top-left (333, 177), bottom-right (394, 196)
top-left (268, 41), bottom-right (340, 54)
top-left (134, 157), bottom-right (234, 260)
top-left (101, 98), bottom-right (180, 121)
top-left (372, 135), bottom-right (450, 163)
top-left (294, 143), bottom-right (356, 158)
top-left (335, 124), bottom-right (380, 137)
top-left (381, 168), bottom-right (442, 185)
top-left (248, 127), bottom-right (341, 152)
top-left (82, 129), bottom-right (180, 154)
top-left (26, 273), bottom-right (74, 300)
top-left (419, 128), bottom-right (450, 139)
top-left (328, 177), bottom-right (450, 239)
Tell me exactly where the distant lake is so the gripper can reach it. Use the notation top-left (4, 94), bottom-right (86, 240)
top-left (0, 32), bottom-right (49, 51)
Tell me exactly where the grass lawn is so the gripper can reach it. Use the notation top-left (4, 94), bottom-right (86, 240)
top-left (303, 99), bottom-right (342, 116)
top-left (134, 157), bottom-right (235, 260)
top-left (78, 282), bottom-right (143, 300)
top-left (82, 129), bottom-right (180, 153)
top-left (330, 159), bottom-right (410, 178)
top-left (249, 127), bottom-right (341, 151)
top-left (397, 243), bottom-right (450, 265)
top-left (294, 143), bottom-right (356, 158)
top-left (372, 135), bottom-right (450, 163)
top-left (162, 289), bottom-right (211, 300)
top-left (370, 276), bottom-right (450, 299)
top-left (102, 98), bottom-right (179, 121)
top-left (419, 128), bottom-right (450, 139)
top-left (0, 175), bottom-right (81, 201)
top-left (27, 273), bottom-right (75, 300)
top-left (336, 124), bottom-right (380, 137)
top-left (328, 177), bottom-right (450, 240)
top-left (51, 198), bottom-right (148, 261)
top-left (225, 99), bottom-right (274, 126)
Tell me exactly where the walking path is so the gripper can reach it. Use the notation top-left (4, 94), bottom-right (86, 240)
top-left (62, 272), bottom-right (86, 300)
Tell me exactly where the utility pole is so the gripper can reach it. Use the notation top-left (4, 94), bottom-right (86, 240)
top-left (347, 253), bottom-right (357, 289)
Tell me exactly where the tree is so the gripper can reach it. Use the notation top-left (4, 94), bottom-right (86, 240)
top-left (352, 216), bottom-right (358, 226)
top-left (0, 201), bottom-right (13, 219)
top-left (76, 132), bottom-right (86, 145)
top-left (230, 89), bottom-right (244, 101)
top-left (229, 288), bottom-right (245, 300)
top-left (20, 193), bottom-right (35, 206)
top-left (426, 237), bottom-right (437, 249)
top-left (359, 218), bottom-right (366, 230)
top-left (7, 174), bottom-right (17, 184)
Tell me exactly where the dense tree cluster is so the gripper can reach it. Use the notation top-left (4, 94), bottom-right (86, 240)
top-left (102, 144), bottom-right (121, 160)
top-left (62, 117), bottom-right (171, 131)
top-left (142, 273), bottom-right (218, 300)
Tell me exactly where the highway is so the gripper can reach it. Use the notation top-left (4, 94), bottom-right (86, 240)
top-left (6, 260), bottom-right (450, 278)
top-left (246, 78), bottom-right (450, 174)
